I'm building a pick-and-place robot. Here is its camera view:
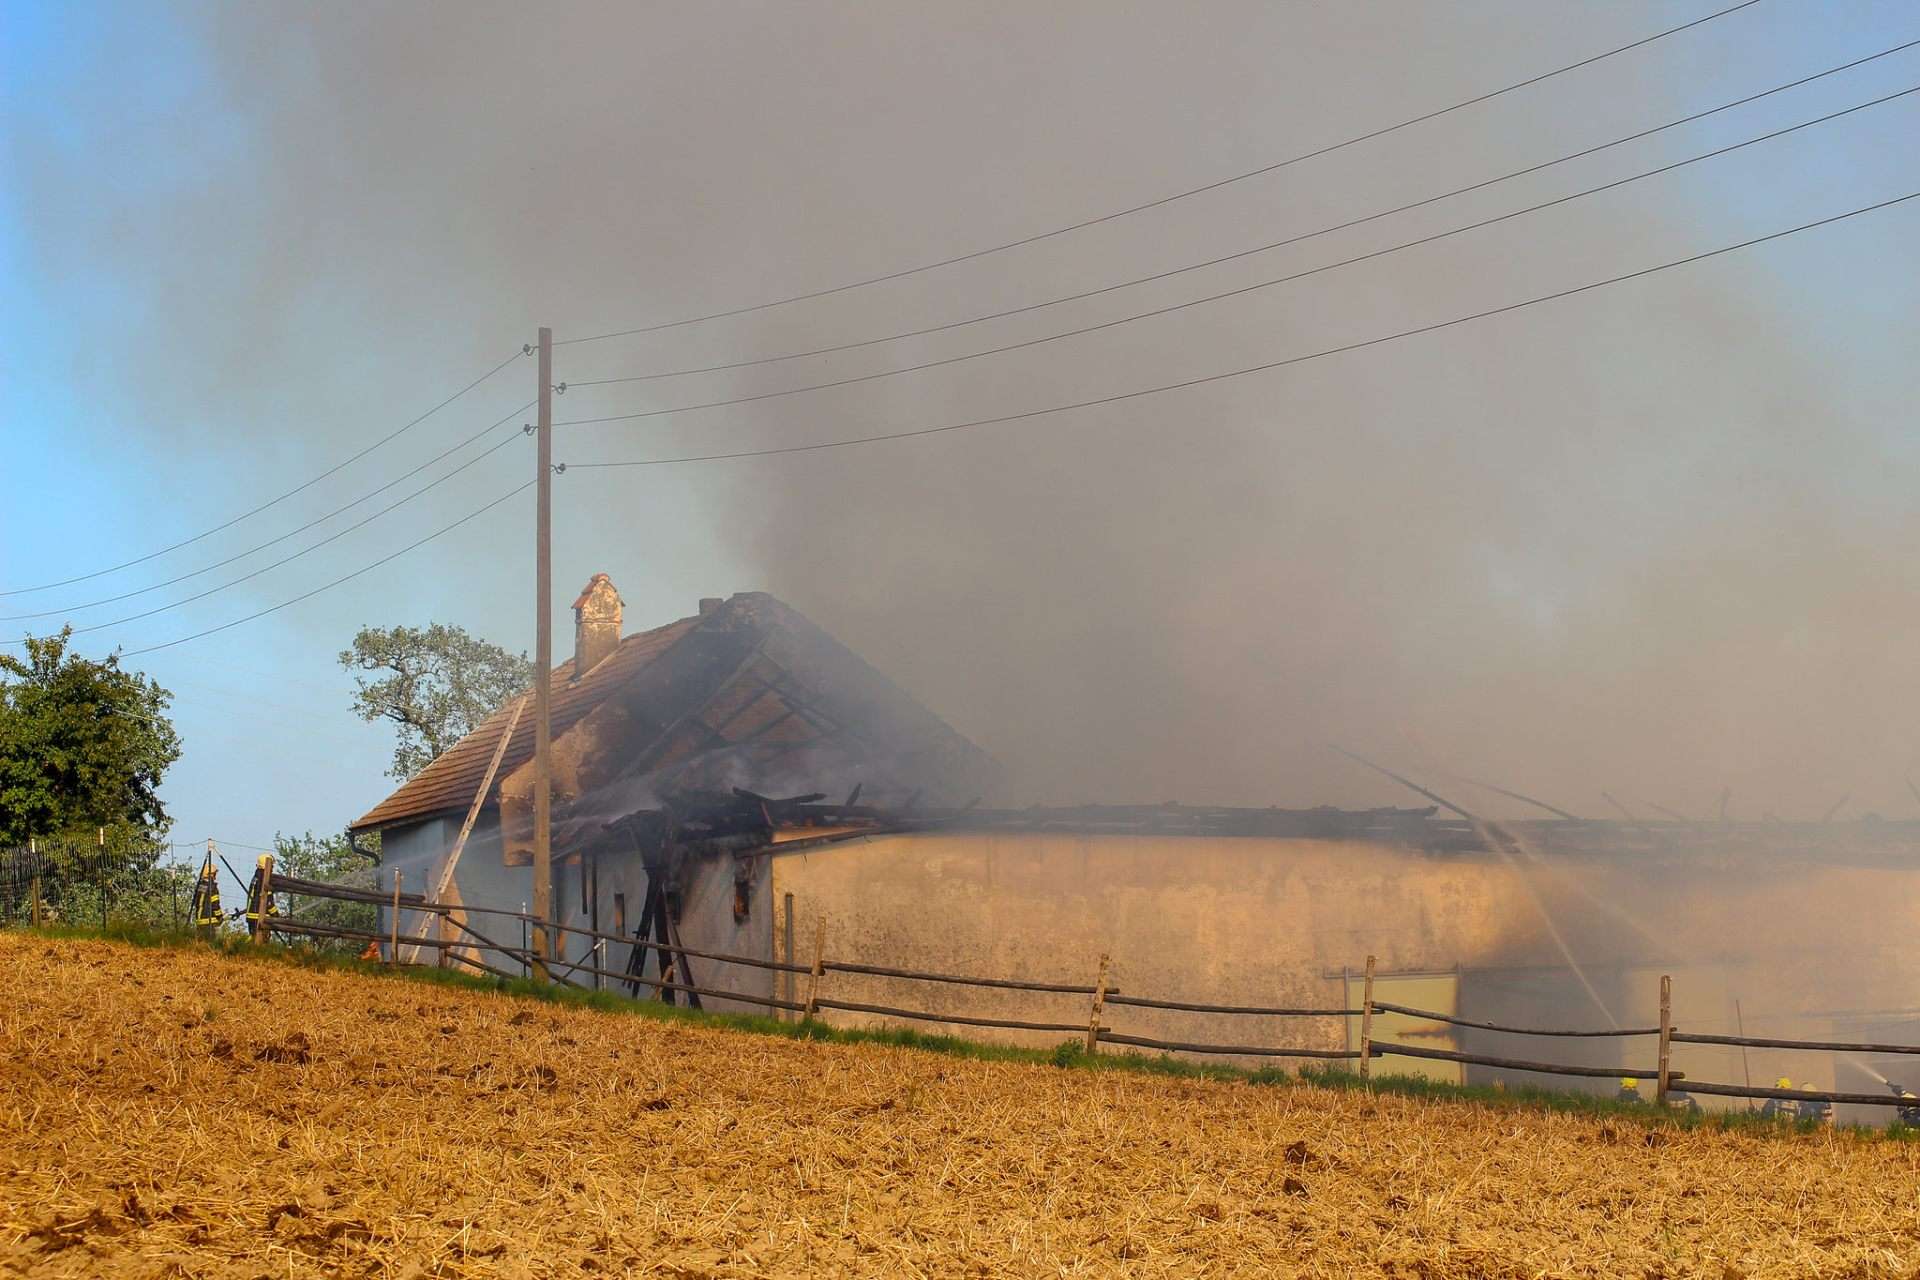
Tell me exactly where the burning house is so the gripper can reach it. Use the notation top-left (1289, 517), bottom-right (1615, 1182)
top-left (352, 575), bottom-right (1920, 1116)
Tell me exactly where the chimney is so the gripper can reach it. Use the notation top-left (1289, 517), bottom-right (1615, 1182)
top-left (698, 596), bottom-right (724, 618)
top-left (571, 573), bottom-right (622, 676)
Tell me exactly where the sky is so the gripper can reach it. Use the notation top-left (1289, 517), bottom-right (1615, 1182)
top-left (3, 0), bottom-right (1919, 889)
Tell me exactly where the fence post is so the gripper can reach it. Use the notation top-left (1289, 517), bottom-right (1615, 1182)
top-left (389, 871), bottom-right (402, 966)
top-left (802, 915), bottom-right (826, 1020)
top-left (1358, 954), bottom-right (1377, 1082)
top-left (1656, 974), bottom-right (1673, 1106)
top-left (783, 892), bottom-right (796, 1020)
top-left (1084, 953), bottom-right (1111, 1055)
top-left (251, 855), bottom-right (274, 945)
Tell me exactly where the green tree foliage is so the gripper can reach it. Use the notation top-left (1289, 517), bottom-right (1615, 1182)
top-left (272, 829), bottom-right (379, 947)
top-left (0, 627), bottom-right (181, 846)
top-left (340, 624), bottom-right (532, 780)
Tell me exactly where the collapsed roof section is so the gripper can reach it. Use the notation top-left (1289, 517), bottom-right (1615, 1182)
top-left (597, 788), bottom-right (1920, 870)
top-left (350, 589), bottom-right (1003, 865)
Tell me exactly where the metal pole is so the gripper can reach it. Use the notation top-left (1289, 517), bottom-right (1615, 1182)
top-left (389, 870), bottom-right (402, 965)
top-left (531, 324), bottom-right (553, 982)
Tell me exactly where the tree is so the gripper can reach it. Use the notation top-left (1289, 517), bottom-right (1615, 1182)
top-left (340, 624), bottom-right (532, 780)
top-left (0, 627), bottom-right (181, 846)
top-left (272, 829), bottom-right (379, 948)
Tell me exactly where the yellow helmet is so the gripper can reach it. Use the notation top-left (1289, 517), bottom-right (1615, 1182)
top-left (1620, 1077), bottom-right (1639, 1089)
top-left (1775, 1077), bottom-right (1793, 1090)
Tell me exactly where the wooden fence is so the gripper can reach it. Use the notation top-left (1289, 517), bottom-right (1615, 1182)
top-left (256, 866), bottom-right (1920, 1113)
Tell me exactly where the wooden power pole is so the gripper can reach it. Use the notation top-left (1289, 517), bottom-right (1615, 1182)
top-left (531, 325), bottom-right (554, 981)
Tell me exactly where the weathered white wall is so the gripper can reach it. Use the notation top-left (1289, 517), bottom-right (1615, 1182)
top-left (755, 831), bottom-right (1920, 1106)
top-left (766, 831), bottom-right (1541, 1067)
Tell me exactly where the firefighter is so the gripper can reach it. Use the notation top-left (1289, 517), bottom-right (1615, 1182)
top-left (1887, 1082), bottom-right (1920, 1127)
top-left (1617, 1076), bottom-right (1643, 1104)
top-left (241, 854), bottom-right (279, 936)
top-left (189, 856), bottom-right (223, 938)
top-left (1758, 1077), bottom-right (1796, 1120)
top-left (1797, 1084), bottom-right (1833, 1126)
top-left (1665, 1089), bottom-right (1702, 1117)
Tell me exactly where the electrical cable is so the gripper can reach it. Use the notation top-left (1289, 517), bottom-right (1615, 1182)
top-left (556, 1), bottom-right (1762, 347)
top-left (15, 429), bottom-right (529, 642)
top-left (119, 480), bottom-right (535, 659)
top-left (554, 82), bottom-right (1920, 429)
top-left (2, 400), bottom-right (535, 622)
top-left (0, 348), bottom-right (530, 597)
top-left (565, 37), bottom-right (1920, 390)
top-left (561, 190), bottom-right (1919, 470)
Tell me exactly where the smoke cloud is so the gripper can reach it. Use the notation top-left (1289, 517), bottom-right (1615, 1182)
top-left (8, 0), bottom-right (1919, 823)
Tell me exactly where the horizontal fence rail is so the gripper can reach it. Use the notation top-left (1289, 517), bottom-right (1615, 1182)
top-left (823, 959), bottom-right (1116, 996)
top-left (1101, 1032), bottom-right (1362, 1060)
top-left (1370, 1001), bottom-right (1658, 1037)
top-left (1105, 994), bottom-right (1356, 1016)
top-left (1372, 1042), bottom-right (1658, 1079)
top-left (812, 998), bottom-right (1097, 1035)
top-left (270, 873), bottom-right (428, 909)
top-left (246, 871), bottom-right (1920, 1116)
top-left (1671, 1031), bottom-right (1920, 1056)
top-left (1678, 1081), bottom-right (1917, 1108)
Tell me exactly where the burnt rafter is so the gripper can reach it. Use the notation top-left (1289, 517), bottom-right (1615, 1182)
top-left (602, 794), bottom-right (1453, 862)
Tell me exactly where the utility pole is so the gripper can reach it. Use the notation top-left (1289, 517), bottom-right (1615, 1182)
top-left (531, 325), bottom-right (554, 981)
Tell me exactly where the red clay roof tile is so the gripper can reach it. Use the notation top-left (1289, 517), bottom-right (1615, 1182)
top-left (350, 614), bottom-right (698, 831)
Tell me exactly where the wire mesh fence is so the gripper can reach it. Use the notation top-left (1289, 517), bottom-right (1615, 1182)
top-left (0, 834), bottom-right (196, 930)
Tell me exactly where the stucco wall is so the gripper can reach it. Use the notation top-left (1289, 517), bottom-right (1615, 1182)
top-left (758, 831), bottom-right (1920, 1103)
top-left (660, 853), bottom-right (776, 1014)
top-left (765, 832), bottom-right (1541, 1065)
top-left (377, 815), bottom-right (1920, 1114)
top-left (374, 814), bottom-right (537, 978)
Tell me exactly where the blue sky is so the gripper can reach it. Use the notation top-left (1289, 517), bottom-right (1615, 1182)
top-left (4, 0), bottom-right (1919, 896)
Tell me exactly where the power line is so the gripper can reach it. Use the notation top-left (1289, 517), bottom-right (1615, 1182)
top-left (554, 82), bottom-right (1920, 429)
top-left (118, 480), bottom-right (534, 659)
top-left (0, 347), bottom-right (530, 598)
top-left (207, 838), bottom-right (278, 854)
top-left (556, 1), bottom-right (1762, 348)
top-left (566, 37), bottom-right (1920, 391)
top-left (562, 190), bottom-right (1919, 471)
top-left (2, 400), bottom-right (535, 622)
top-left (14, 429), bottom-right (529, 643)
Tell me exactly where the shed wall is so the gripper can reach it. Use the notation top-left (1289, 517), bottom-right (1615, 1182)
top-left (766, 831), bottom-right (1536, 1067)
top-left (759, 831), bottom-right (1920, 1102)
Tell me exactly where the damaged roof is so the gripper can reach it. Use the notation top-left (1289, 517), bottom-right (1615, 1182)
top-left (350, 591), bottom-right (1000, 836)
top-left (351, 614), bottom-right (699, 832)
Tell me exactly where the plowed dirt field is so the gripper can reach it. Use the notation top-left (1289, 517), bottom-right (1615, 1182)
top-left (3, 935), bottom-right (1919, 1278)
